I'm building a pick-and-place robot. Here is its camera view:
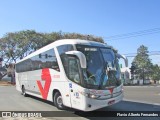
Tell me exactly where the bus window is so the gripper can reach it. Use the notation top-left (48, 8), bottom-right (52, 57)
top-left (16, 49), bottom-right (60, 72)
top-left (57, 45), bottom-right (74, 56)
top-left (68, 57), bottom-right (81, 84)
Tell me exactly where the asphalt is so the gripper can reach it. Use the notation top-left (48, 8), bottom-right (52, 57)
top-left (0, 86), bottom-right (160, 120)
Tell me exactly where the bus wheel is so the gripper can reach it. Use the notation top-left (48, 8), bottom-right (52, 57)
top-left (54, 92), bottom-right (65, 110)
top-left (22, 86), bottom-right (28, 97)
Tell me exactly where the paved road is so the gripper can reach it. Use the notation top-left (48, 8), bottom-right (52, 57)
top-left (124, 86), bottom-right (160, 105)
top-left (0, 86), bottom-right (160, 120)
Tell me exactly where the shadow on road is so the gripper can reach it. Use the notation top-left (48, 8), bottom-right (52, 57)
top-left (27, 94), bottom-right (160, 119)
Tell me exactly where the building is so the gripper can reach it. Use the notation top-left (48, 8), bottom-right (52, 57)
top-left (120, 67), bottom-right (151, 85)
top-left (120, 67), bottom-right (131, 85)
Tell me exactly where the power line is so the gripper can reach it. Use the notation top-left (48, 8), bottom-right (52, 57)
top-left (105, 28), bottom-right (160, 39)
top-left (124, 51), bottom-right (160, 57)
top-left (124, 51), bottom-right (160, 55)
top-left (103, 28), bottom-right (160, 41)
top-left (126, 54), bottom-right (160, 57)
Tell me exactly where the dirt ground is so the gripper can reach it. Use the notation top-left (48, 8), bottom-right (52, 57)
top-left (0, 80), bottom-right (15, 86)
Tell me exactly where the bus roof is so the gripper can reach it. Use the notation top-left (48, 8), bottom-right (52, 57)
top-left (16, 39), bottom-right (112, 64)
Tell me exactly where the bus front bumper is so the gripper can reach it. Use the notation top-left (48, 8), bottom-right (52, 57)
top-left (83, 92), bottom-right (123, 111)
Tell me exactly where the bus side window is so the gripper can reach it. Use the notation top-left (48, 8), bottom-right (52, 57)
top-left (31, 49), bottom-right (60, 72)
top-left (68, 57), bottom-right (81, 84)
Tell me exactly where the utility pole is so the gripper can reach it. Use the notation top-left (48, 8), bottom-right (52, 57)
top-left (0, 58), bottom-right (3, 68)
top-left (142, 67), bottom-right (145, 85)
top-left (87, 35), bottom-right (90, 40)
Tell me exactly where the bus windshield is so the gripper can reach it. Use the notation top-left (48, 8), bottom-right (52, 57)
top-left (76, 45), bottom-right (121, 90)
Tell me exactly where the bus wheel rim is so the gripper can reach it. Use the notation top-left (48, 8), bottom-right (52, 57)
top-left (57, 96), bottom-right (63, 107)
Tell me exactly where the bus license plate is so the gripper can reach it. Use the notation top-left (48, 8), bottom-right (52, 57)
top-left (108, 100), bottom-right (115, 105)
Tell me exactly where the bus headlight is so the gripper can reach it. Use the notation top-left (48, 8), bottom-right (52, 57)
top-left (80, 92), bottom-right (100, 99)
top-left (88, 94), bottom-right (100, 99)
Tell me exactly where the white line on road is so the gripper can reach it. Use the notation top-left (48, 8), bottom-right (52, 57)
top-left (124, 85), bottom-right (160, 88)
top-left (123, 98), bottom-right (160, 106)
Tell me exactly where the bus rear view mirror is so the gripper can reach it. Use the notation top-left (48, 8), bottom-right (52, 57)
top-left (39, 54), bottom-right (42, 58)
top-left (116, 53), bottom-right (128, 67)
top-left (65, 51), bottom-right (86, 68)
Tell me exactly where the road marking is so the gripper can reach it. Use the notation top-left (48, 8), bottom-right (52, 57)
top-left (124, 85), bottom-right (160, 88)
top-left (123, 98), bottom-right (160, 106)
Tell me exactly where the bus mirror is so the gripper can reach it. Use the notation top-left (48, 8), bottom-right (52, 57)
top-left (116, 53), bottom-right (128, 67)
top-left (45, 54), bottom-right (48, 58)
top-left (65, 51), bottom-right (86, 68)
top-left (39, 54), bottom-right (42, 58)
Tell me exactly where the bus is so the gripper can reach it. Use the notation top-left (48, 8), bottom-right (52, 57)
top-left (15, 39), bottom-right (128, 111)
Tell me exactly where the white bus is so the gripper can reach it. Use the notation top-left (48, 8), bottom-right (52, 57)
top-left (15, 39), bottom-right (128, 111)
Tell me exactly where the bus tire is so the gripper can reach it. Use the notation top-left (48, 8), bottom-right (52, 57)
top-left (22, 86), bottom-right (28, 97)
top-left (54, 92), bottom-right (65, 110)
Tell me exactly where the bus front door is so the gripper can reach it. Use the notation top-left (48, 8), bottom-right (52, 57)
top-left (68, 57), bottom-right (84, 109)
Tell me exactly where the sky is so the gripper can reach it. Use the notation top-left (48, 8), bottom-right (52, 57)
top-left (0, 0), bottom-right (160, 66)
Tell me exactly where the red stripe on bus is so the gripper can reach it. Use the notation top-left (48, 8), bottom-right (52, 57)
top-left (37, 68), bottom-right (51, 100)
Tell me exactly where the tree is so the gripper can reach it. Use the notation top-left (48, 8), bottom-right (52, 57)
top-left (130, 62), bottom-right (136, 80)
top-left (0, 30), bottom-right (45, 63)
top-left (132, 45), bottom-right (152, 84)
top-left (150, 64), bottom-right (160, 83)
top-left (0, 30), bottom-right (104, 65)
